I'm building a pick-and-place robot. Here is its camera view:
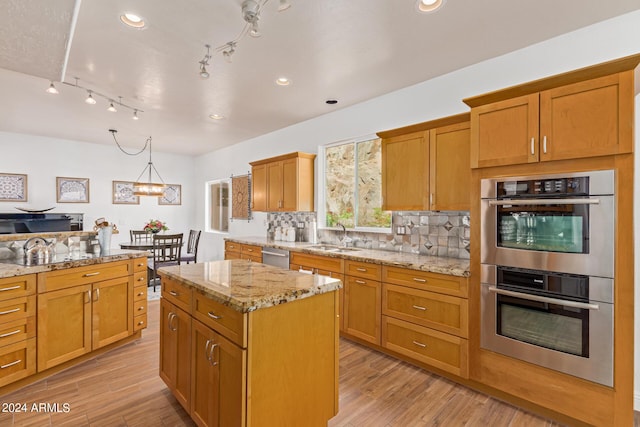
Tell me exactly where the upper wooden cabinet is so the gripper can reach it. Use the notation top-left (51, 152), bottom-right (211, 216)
top-left (250, 152), bottom-right (316, 212)
top-left (464, 57), bottom-right (637, 168)
top-left (378, 113), bottom-right (470, 211)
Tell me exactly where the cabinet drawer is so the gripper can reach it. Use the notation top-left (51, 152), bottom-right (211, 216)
top-left (382, 266), bottom-right (468, 297)
top-left (134, 285), bottom-right (148, 302)
top-left (193, 292), bottom-right (247, 348)
top-left (0, 337), bottom-right (36, 387)
top-left (132, 257), bottom-right (148, 273)
top-left (242, 244), bottom-right (262, 256)
top-left (0, 316), bottom-right (35, 348)
top-left (134, 299), bottom-right (148, 316)
top-left (382, 316), bottom-right (468, 378)
top-left (345, 260), bottom-right (381, 281)
top-left (133, 314), bottom-right (147, 331)
top-left (224, 241), bottom-right (241, 253)
top-left (161, 276), bottom-right (192, 313)
top-left (241, 254), bottom-right (263, 263)
top-left (38, 261), bottom-right (130, 293)
top-left (133, 271), bottom-right (148, 287)
top-left (0, 275), bottom-right (36, 300)
top-left (290, 252), bottom-right (344, 274)
top-left (0, 296), bottom-right (35, 323)
top-left (382, 284), bottom-right (468, 338)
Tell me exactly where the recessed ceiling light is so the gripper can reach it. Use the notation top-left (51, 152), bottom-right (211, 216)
top-left (120, 13), bottom-right (146, 29)
top-left (276, 77), bottom-right (291, 86)
top-left (209, 114), bottom-right (225, 120)
top-left (416, 0), bottom-right (445, 13)
top-left (326, 99), bottom-right (338, 105)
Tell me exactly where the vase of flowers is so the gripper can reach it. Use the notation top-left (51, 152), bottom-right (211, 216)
top-left (144, 219), bottom-right (168, 234)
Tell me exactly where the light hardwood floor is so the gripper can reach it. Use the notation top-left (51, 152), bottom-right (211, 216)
top-left (0, 299), bottom-right (635, 426)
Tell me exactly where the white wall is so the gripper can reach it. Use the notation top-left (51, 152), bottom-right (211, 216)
top-left (193, 9), bottom-right (640, 407)
top-left (0, 132), bottom-right (196, 247)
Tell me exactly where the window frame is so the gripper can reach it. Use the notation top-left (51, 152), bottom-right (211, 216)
top-left (318, 135), bottom-right (392, 233)
top-left (205, 179), bottom-right (230, 234)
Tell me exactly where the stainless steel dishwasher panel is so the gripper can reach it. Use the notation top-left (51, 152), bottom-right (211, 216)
top-left (261, 247), bottom-right (290, 269)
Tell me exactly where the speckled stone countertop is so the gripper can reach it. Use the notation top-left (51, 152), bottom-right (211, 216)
top-left (0, 249), bottom-right (149, 279)
top-left (158, 259), bottom-right (342, 313)
top-left (225, 236), bottom-right (470, 277)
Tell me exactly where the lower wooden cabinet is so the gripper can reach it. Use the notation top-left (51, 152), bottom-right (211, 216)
top-left (160, 298), bottom-right (192, 412)
top-left (224, 242), bottom-right (262, 263)
top-left (343, 275), bottom-right (381, 344)
top-left (0, 338), bottom-right (36, 388)
top-left (191, 319), bottom-right (246, 427)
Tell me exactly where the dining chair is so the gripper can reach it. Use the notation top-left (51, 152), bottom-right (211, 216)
top-left (130, 229), bottom-right (152, 242)
top-left (180, 229), bottom-right (201, 264)
top-left (147, 233), bottom-right (183, 291)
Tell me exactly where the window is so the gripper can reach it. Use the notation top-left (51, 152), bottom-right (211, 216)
top-left (322, 137), bottom-right (391, 230)
top-left (207, 180), bottom-right (229, 232)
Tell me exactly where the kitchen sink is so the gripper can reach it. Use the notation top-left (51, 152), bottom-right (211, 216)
top-left (306, 245), bottom-right (361, 253)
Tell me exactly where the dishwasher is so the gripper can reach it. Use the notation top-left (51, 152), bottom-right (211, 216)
top-left (261, 247), bottom-right (290, 269)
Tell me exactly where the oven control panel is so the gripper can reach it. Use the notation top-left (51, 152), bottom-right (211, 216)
top-left (498, 176), bottom-right (588, 198)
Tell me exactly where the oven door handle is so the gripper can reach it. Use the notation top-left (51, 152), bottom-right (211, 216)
top-left (488, 286), bottom-right (600, 310)
top-left (488, 198), bottom-right (599, 206)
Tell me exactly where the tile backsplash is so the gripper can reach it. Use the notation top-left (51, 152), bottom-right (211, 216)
top-left (266, 211), bottom-right (470, 259)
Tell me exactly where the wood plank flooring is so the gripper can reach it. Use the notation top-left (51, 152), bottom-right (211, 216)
top-left (0, 299), bottom-right (635, 426)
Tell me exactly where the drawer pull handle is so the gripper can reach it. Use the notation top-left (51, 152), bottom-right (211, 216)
top-left (138, 277), bottom-right (145, 282)
top-left (0, 329), bottom-right (21, 338)
top-left (138, 306), bottom-right (145, 311)
top-left (412, 305), bottom-right (427, 311)
top-left (0, 285), bottom-right (21, 292)
top-left (246, 248), bottom-right (253, 252)
top-left (0, 308), bottom-right (20, 316)
top-left (169, 290), bottom-right (179, 296)
top-left (94, 289), bottom-right (100, 302)
top-left (413, 278), bottom-right (427, 283)
top-left (137, 291), bottom-right (145, 297)
top-left (355, 280), bottom-right (366, 284)
top-left (137, 263), bottom-right (144, 267)
top-left (356, 268), bottom-right (367, 272)
top-left (207, 311), bottom-right (222, 320)
top-left (83, 272), bottom-right (101, 277)
top-left (168, 312), bottom-right (177, 331)
top-left (412, 340), bottom-right (427, 348)
top-left (138, 321), bottom-right (145, 326)
top-left (1, 359), bottom-right (21, 369)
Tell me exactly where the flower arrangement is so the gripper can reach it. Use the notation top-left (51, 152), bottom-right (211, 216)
top-left (144, 219), bottom-right (168, 233)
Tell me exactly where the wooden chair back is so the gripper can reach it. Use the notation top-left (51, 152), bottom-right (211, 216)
top-left (130, 230), bottom-right (152, 242)
top-left (185, 229), bottom-right (202, 261)
top-left (151, 233), bottom-right (183, 265)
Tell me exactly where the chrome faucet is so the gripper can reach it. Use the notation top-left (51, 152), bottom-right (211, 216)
top-left (336, 223), bottom-right (352, 247)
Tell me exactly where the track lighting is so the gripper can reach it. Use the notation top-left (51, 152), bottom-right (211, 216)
top-left (278, 0), bottom-right (291, 12)
top-left (107, 101), bottom-right (117, 112)
top-left (249, 19), bottom-right (261, 38)
top-left (133, 110), bottom-right (139, 120)
top-left (199, 44), bottom-right (212, 79)
top-left (222, 42), bottom-right (236, 63)
top-left (46, 81), bottom-right (59, 94)
top-left (85, 91), bottom-right (96, 105)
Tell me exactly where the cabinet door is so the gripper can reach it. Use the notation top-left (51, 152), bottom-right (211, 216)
top-left (281, 157), bottom-right (298, 211)
top-left (191, 320), bottom-right (245, 427)
top-left (160, 298), bottom-right (191, 412)
top-left (539, 73), bottom-right (632, 161)
top-left (470, 93), bottom-right (539, 168)
top-left (37, 284), bottom-right (92, 371)
top-left (92, 276), bottom-right (133, 349)
top-left (430, 121), bottom-right (471, 211)
top-left (267, 161), bottom-right (283, 211)
top-left (381, 131), bottom-right (429, 210)
top-left (343, 276), bottom-right (381, 345)
top-left (251, 163), bottom-right (267, 212)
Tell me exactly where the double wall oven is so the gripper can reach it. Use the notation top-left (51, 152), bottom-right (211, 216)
top-left (480, 170), bottom-right (615, 387)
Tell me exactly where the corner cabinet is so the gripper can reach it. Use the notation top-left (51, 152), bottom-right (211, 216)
top-left (465, 67), bottom-right (634, 168)
top-left (378, 113), bottom-right (471, 211)
top-left (249, 152), bottom-right (316, 212)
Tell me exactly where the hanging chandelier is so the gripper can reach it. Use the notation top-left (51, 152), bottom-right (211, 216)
top-left (109, 129), bottom-right (166, 196)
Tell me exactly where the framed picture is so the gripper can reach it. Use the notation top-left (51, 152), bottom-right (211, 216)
top-left (0, 173), bottom-right (27, 202)
top-left (159, 184), bottom-right (182, 205)
top-left (56, 177), bottom-right (90, 203)
top-left (112, 181), bottom-right (140, 205)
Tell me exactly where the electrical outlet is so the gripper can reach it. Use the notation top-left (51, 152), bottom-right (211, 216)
top-left (396, 226), bottom-right (406, 235)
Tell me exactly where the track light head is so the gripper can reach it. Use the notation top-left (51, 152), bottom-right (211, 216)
top-left (278, 0), bottom-right (291, 11)
top-left (222, 42), bottom-right (236, 63)
top-left (199, 44), bottom-right (212, 79)
top-left (242, 0), bottom-right (260, 23)
top-left (249, 19), bottom-right (261, 37)
top-left (107, 101), bottom-right (117, 112)
top-left (132, 110), bottom-right (140, 120)
top-left (85, 91), bottom-right (96, 105)
top-left (46, 81), bottom-right (59, 94)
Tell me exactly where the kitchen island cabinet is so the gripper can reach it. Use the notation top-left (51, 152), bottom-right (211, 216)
top-left (158, 260), bottom-right (341, 427)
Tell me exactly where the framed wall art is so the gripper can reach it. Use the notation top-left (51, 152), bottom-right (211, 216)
top-left (0, 173), bottom-right (27, 202)
top-left (56, 177), bottom-right (90, 203)
top-left (158, 184), bottom-right (181, 205)
top-left (112, 180), bottom-right (140, 205)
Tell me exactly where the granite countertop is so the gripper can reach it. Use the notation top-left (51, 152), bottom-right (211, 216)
top-left (0, 249), bottom-right (149, 279)
top-left (158, 259), bottom-right (342, 313)
top-left (225, 236), bottom-right (470, 277)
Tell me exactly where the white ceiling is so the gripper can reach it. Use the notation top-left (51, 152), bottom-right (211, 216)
top-left (0, 0), bottom-right (639, 156)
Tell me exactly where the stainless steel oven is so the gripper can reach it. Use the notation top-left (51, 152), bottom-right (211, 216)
top-left (480, 170), bottom-right (614, 278)
top-left (481, 264), bottom-right (613, 386)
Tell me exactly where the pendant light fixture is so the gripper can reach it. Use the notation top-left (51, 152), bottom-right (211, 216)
top-left (109, 129), bottom-right (166, 196)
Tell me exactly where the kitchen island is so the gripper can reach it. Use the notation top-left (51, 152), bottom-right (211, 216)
top-left (158, 259), bottom-right (342, 427)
